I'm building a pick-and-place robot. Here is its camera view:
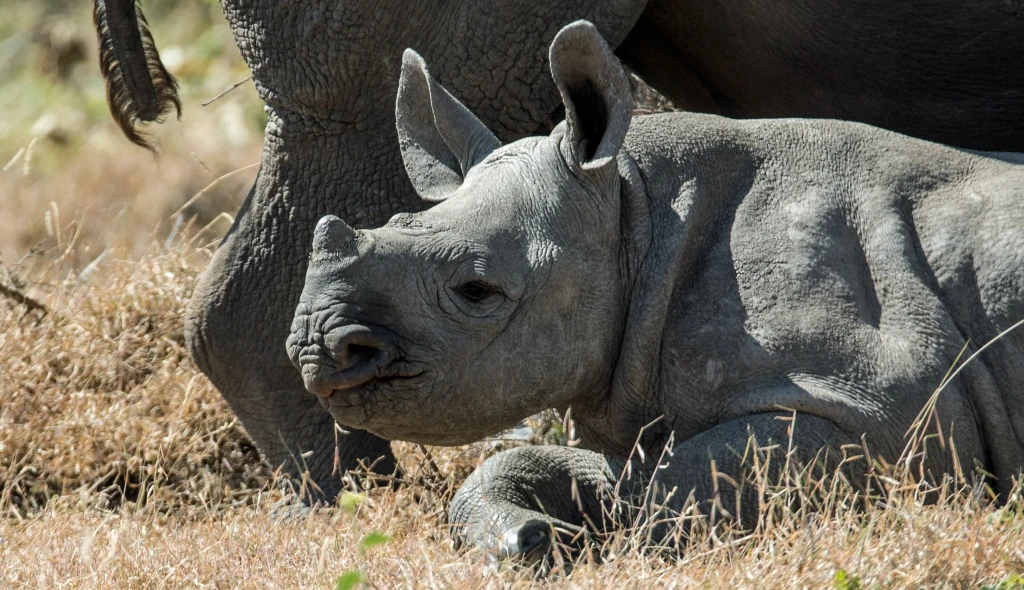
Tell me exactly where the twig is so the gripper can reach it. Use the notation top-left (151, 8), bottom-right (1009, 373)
top-left (1, 147), bottom-right (25, 173)
top-left (172, 162), bottom-right (259, 219)
top-left (417, 444), bottom-right (443, 479)
top-left (0, 279), bottom-right (48, 314)
top-left (201, 75), bottom-right (253, 107)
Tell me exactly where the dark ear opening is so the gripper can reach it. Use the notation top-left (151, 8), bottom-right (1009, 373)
top-left (571, 77), bottom-right (610, 162)
top-left (549, 21), bottom-right (632, 171)
top-left (395, 49), bottom-right (501, 202)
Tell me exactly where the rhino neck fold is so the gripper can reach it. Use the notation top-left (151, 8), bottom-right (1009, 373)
top-left (573, 132), bottom-right (761, 457)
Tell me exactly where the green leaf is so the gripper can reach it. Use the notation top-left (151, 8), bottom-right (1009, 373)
top-left (359, 531), bottom-right (391, 553)
top-left (338, 492), bottom-right (364, 515)
top-left (981, 574), bottom-right (1024, 590)
top-left (833, 570), bottom-right (862, 590)
top-left (335, 570), bottom-right (364, 590)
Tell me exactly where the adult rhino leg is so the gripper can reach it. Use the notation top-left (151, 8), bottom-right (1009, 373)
top-left (211, 385), bottom-right (395, 503)
top-left (185, 121), bottom-right (421, 503)
top-left (187, 217), bottom-right (397, 503)
top-left (451, 412), bottom-right (866, 561)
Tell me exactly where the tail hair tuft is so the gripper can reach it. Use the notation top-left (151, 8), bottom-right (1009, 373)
top-left (93, 0), bottom-right (181, 152)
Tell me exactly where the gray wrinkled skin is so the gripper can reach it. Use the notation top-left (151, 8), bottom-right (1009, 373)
top-left (185, 0), bottom-right (1024, 502)
top-left (288, 22), bottom-right (1024, 557)
top-left (186, 1), bottom-right (648, 500)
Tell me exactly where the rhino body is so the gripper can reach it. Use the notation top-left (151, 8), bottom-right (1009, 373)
top-left (288, 22), bottom-right (1024, 554)
top-left (92, 0), bottom-right (1024, 501)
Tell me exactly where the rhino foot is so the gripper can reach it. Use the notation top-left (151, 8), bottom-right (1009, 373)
top-left (497, 518), bottom-right (599, 572)
top-left (499, 519), bottom-right (554, 562)
top-left (450, 446), bottom-right (621, 567)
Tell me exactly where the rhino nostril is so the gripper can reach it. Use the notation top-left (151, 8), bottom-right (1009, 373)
top-left (338, 343), bottom-right (383, 370)
top-left (304, 324), bottom-right (392, 395)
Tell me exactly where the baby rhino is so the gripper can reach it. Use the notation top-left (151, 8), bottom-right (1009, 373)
top-left (288, 22), bottom-right (1024, 559)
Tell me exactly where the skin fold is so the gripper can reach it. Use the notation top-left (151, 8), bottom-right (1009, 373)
top-left (289, 22), bottom-right (1024, 557)
top-left (93, 0), bottom-right (1024, 501)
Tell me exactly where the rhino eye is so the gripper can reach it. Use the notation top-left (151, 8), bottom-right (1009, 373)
top-left (454, 280), bottom-right (501, 303)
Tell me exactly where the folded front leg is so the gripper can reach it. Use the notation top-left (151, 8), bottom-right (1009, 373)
top-left (636, 411), bottom-right (864, 540)
top-left (449, 445), bottom-right (628, 563)
top-left (450, 412), bottom-right (863, 561)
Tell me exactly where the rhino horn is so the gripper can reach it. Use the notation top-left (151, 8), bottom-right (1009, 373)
top-left (312, 215), bottom-right (359, 258)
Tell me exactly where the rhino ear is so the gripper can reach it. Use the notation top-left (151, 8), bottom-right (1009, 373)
top-left (549, 21), bottom-right (633, 172)
top-left (396, 49), bottom-right (501, 202)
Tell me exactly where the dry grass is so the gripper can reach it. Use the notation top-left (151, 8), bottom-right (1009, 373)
top-left (5, 485), bottom-right (1024, 589)
top-left (3, 383), bottom-right (1024, 590)
top-left (2, 172), bottom-right (1022, 590)
top-left (0, 0), bottom-right (261, 265)
top-left (0, 245), bottom-right (271, 516)
top-left (3, 1), bottom-right (1024, 588)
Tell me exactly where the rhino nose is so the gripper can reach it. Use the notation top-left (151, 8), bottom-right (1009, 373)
top-left (324, 324), bottom-right (387, 371)
top-left (301, 324), bottom-right (391, 398)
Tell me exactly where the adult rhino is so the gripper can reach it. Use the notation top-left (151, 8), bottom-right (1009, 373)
top-left (93, 0), bottom-right (1024, 500)
top-left (287, 21), bottom-right (1024, 558)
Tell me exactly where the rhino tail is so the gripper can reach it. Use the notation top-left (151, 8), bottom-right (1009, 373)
top-left (92, 0), bottom-right (181, 152)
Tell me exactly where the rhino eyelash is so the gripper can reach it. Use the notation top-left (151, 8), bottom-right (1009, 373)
top-left (453, 280), bottom-right (502, 303)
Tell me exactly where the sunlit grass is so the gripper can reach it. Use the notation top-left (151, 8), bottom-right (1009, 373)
top-left (0, 0), bottom-right (262, 266)
top-left (2, 1), bottom-right (1023, 588)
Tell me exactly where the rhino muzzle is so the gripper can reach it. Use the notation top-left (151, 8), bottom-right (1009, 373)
top-left (296, 323), bottom-right (394, 398)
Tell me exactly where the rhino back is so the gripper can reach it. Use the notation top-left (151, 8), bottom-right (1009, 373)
top-left (615, 113), bottom-right (1024, 481)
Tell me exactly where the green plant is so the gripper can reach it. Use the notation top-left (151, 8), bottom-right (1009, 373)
top-left (335, 531), bottom-right (391, 589)
top-left (333, 491), bottom-right (391, 588)
top-left (833, 569), bottom-right (862, 590)
top-left (982, 574), bottom-right (1024, 590)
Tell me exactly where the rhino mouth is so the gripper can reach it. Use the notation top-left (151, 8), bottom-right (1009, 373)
top-left (290, 321), bottom-right (401, 396)
top-left (288, 318), bottom-right (433, 418)
top-left (302, 355), bottom-right (426, 400)
top-left (320, 374), bottom-right (424, 408)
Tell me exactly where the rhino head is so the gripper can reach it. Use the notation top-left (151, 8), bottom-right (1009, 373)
top-left (286, 22), bottom-right (639, 444)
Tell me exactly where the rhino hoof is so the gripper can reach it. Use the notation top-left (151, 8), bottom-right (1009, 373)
top-left (500, 520), bottom-right (553, 563)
